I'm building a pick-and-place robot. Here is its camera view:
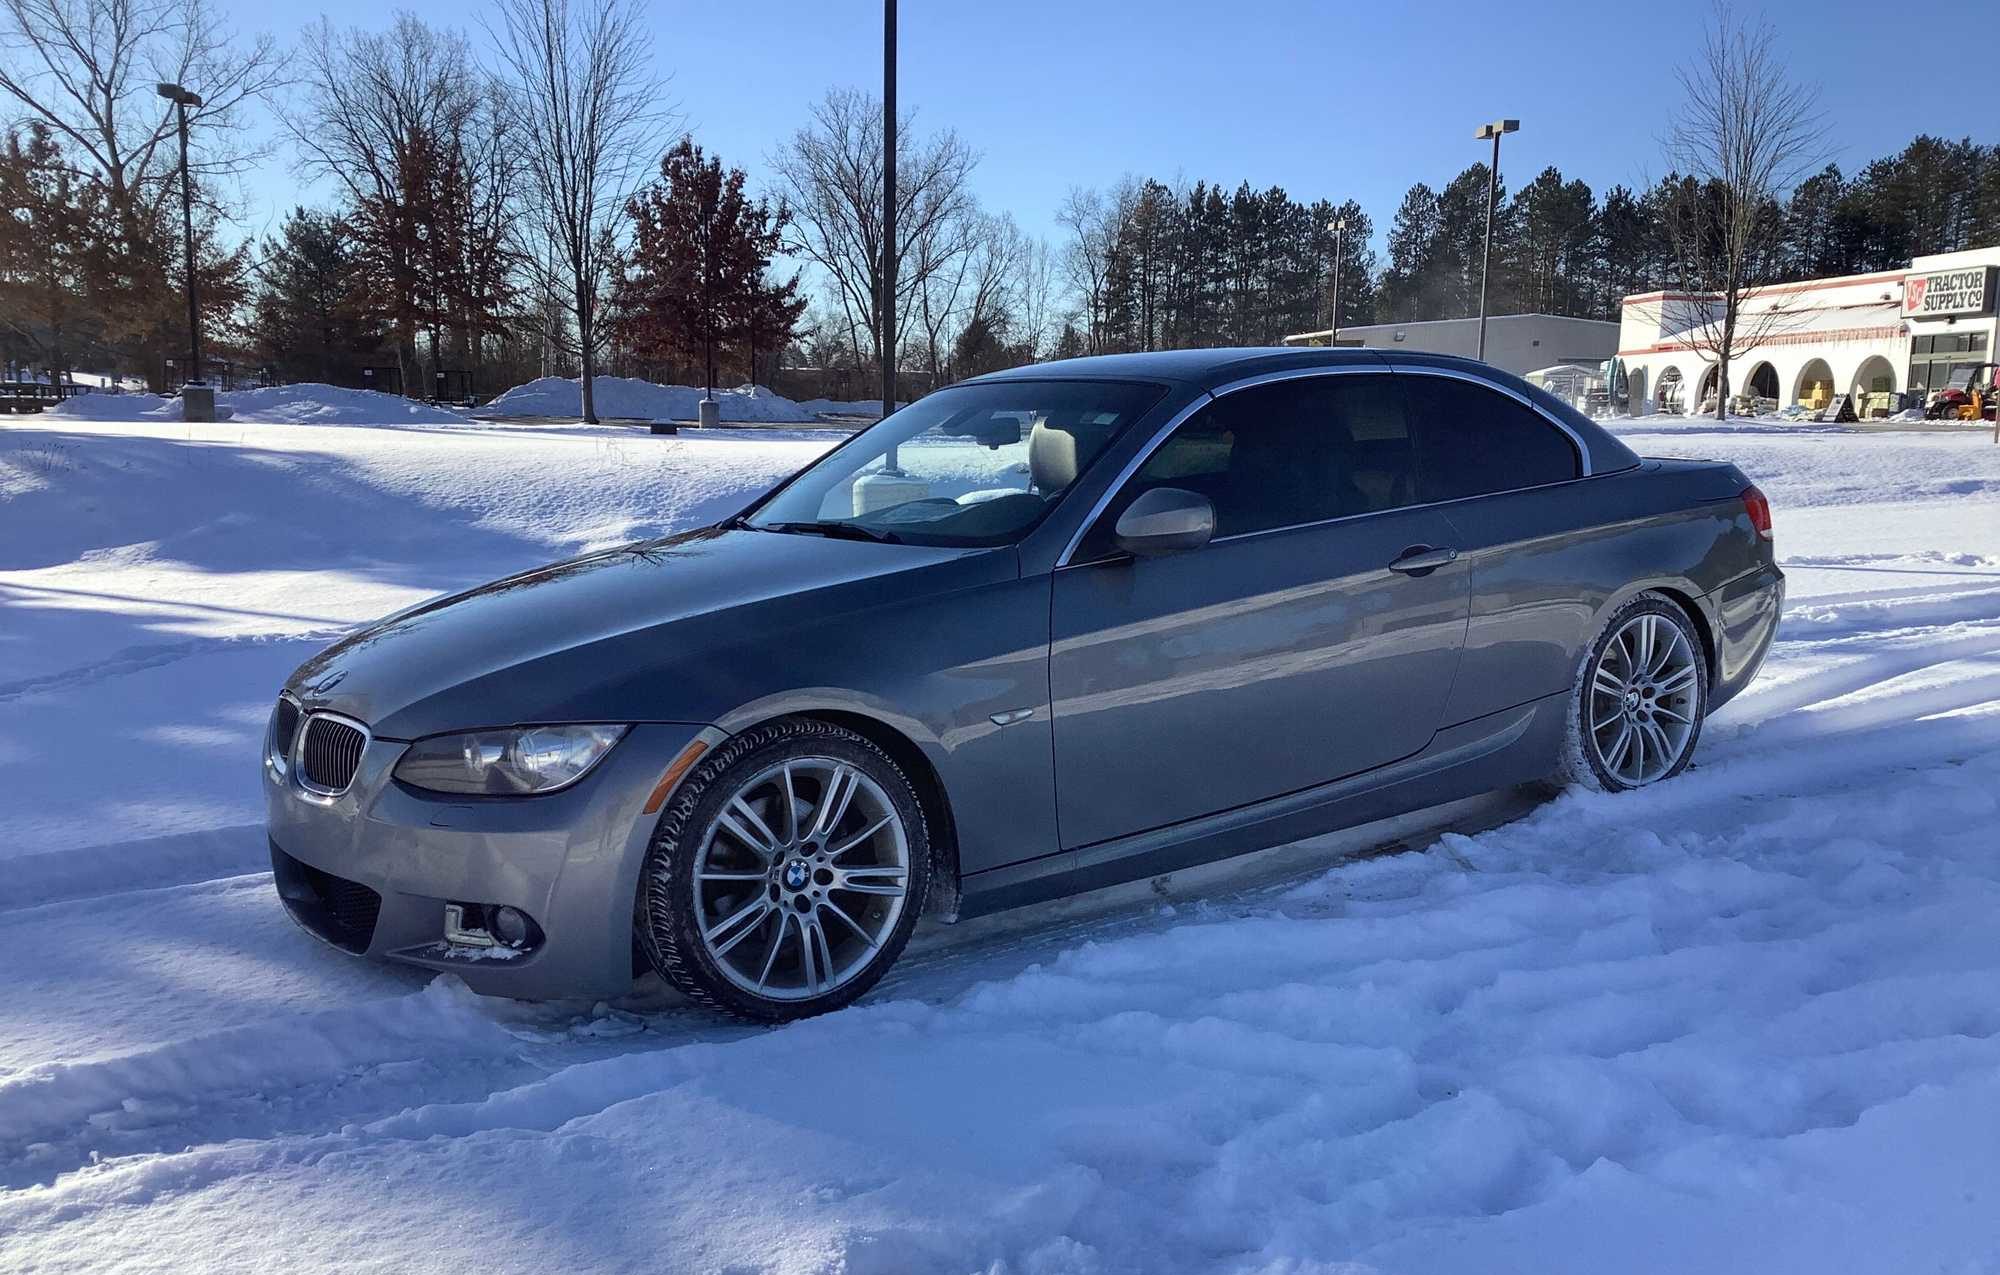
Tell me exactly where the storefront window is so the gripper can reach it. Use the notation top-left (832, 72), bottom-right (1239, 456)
top-left (1907, 331), bottom-right (1990, 399)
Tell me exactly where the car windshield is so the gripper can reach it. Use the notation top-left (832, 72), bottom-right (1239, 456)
top-left (747, 380), bottom-right (1165, 547)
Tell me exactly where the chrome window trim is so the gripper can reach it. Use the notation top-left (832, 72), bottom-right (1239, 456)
top-left (294, 709), bottom-right (373, 799)
top-left (1203, 363), bottom-right (1387, 399)
top-left (1052, 390), bottom-right (1216, 567)
top-left (1199, 471), bottom-right (1606, 550)
top-left (1054, 362), bottom-right (1597, 568)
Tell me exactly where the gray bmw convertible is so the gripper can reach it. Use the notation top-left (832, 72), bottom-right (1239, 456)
top-left (266, 348), bottom-right (1782, 1020)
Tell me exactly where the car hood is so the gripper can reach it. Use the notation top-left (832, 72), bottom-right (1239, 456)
top-left (285, 526), bottom-right (1009, 739)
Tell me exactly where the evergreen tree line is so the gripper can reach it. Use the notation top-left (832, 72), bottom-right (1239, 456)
top-left (6, 0), bottom-right (2000, 399)
top-left (1060, 136), bottom-right (2000, 355)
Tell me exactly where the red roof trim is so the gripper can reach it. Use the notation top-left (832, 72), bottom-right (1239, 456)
top-left (1621, 270), bottom-right (1910, 308)
top-left (1618, 324), bottom-right (1906, 357)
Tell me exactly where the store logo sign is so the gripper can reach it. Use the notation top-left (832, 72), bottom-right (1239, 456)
top-left (1904, 266), bottom-right (1995, 317)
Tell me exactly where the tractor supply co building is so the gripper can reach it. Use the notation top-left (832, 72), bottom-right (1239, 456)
top-left (1618, 246), bottom-right (2000, 416)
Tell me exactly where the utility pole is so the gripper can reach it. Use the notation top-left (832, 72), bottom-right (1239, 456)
top-left (1326, 215), bottom-right (1348, 346)
top-left (1473, 118), bottom-right (1518, 364)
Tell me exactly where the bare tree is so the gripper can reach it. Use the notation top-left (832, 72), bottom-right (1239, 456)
top-left (913, 209), bottom-right (1026, 384)
top-left (284, 16), bottom-right (481, 387)
top-left (1055, 182), bottom-right (1140, 354)
top-left (771, 88), bottom-right (976, 386)
top-left (909, 205), bottom-right (978, 386)
top-left (1013, 234), bottom-right (1058, 363)
top-left (1656, 5), bottom-right (1824, 418)
top-left (0, 0), bottom-right (283, 217)
top-left (490, 0), bottom-right (666, 423)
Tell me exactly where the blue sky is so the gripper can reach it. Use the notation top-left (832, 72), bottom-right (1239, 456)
top-left (229, 0), bottom-right (1994, 259)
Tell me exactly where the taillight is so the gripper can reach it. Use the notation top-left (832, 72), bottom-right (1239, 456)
top-left (1741, 485), bottom-right (1773, 541)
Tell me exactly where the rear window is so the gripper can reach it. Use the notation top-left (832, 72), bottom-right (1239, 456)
top-left (1399, 375), bottom-right (1581, 502)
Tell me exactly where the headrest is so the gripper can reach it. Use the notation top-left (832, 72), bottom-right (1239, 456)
top-left (1028, 420), bottom-right (1079, 494)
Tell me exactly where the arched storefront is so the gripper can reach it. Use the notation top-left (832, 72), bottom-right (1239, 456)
top-left (1746, 361), bottom-right (1779, 403)
top-left (1619, 250), bottom-right (2000, 421)
top-left (1696, 365), bottom-right (1719, 411)
top-left (1795, 359), bottom-right (1835, 410)
top-left (1655, 367), bottom-right (1685, 414)
top-left (1851, 354), bottom-right (1898, 397)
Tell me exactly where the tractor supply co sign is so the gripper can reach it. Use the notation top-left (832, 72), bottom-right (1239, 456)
top-left (1904, 266), bottom-right (1997, 318)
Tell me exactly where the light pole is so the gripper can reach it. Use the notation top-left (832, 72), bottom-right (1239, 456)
top-left (157, 82), bottom-right (204, 387)
top-left (1326, 215), bottom-right (1348, 346)
top-left (1473, 118), bottom-right (1518, 364)
top-left (881, 0), bottom-right (897, 428)
top-left (852, 0), bottom-right (922, 512)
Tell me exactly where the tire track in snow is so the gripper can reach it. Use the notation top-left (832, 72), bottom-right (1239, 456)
top-left (0, 628), bottom-right (346, 705)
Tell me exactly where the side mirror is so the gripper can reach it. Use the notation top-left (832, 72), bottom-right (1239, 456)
top-left (1113, 487), bottom-right (1215, 557)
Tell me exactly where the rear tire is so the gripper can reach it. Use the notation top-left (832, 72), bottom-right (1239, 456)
top-left (638, 718), bottom-right (930, 1022)
top-left (1559, 593), bottom-right (1709, 792)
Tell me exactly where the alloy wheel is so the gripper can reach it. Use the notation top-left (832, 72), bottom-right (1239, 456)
top-left (692, 757), bottom-right (911, 1002)
top-left (1587, 612), bottom-right (1700, 786)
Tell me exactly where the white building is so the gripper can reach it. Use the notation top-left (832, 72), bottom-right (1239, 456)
top-left (1618, 246), bottom-right (2000, 416)
top-left (1281, 313), bottom-right (1619, 378)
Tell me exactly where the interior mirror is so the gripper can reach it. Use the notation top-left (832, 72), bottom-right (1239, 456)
top-left (1113, 487), bottom-right (1215, 557)
top-left (965, 416), bottom-right (1024, 449)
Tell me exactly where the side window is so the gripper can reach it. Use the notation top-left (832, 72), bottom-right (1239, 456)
top-left (1075, 375), bottom-right (1418, 560)
top-left (1400, 375), bottom-right (1580, 502)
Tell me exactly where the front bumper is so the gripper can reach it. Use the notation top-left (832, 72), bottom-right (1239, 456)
top-left (265, 720), bottom-right (716, 999)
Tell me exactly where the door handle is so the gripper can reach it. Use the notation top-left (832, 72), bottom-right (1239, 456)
top-left (1388, 545), bottom-right (1459, 575)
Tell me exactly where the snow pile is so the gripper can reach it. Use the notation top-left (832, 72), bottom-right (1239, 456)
top-left (4, 406), bottom-right (2000, 1272)
top-left (485, 376), bottom-right (829, 422)
top-left (794, 395), bottom-right (905, 419)
top-left (44, 383), bottom-right (466, 427)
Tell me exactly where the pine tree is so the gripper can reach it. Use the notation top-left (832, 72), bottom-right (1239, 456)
top-left (1379, 183), bottom-right (1441, 322)
top-left (1589, 185), bottom-right (1661, 316)
top-left (1506, 166), bottom-right (1595, 316)
top-left (0, 124), bottom-right (105, 382)
top-left (250, 208), bottom-right (383, 383)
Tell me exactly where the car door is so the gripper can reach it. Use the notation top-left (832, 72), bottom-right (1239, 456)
top-left (1393, 366), bottom-right (1602, 725)
top-left (1047, 371), bottom-right (1471, 850)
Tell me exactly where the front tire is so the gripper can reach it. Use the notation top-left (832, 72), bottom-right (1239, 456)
top-left (1561, 594), bottom-right (1709, 792)
top-left (638, 718), bottom-right (930, 1022)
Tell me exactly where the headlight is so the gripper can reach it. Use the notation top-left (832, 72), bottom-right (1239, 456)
top-left (393, 724), bottom-right (629, 795)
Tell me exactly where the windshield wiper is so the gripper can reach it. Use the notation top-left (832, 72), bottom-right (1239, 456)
top-left (762, 520), bottom-right (903, 545)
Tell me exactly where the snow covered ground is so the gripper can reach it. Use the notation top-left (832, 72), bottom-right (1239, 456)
top-left (2, 405), bottom-right (1998, 1273)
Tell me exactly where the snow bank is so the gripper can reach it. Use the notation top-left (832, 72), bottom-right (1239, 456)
top-left (485, 376), bottom-right (827, 422)
top-left (794, 395), bottom-right (905, 419)
top-left (45, 384), bottom-right (466, 426)
top-left (484, 377), bottom-right (910, 423)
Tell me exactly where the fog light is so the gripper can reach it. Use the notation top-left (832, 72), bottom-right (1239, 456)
top-left (490, 905), bottom-right (533, 949)
top-left (443, 902), bottom-right (495, 948)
